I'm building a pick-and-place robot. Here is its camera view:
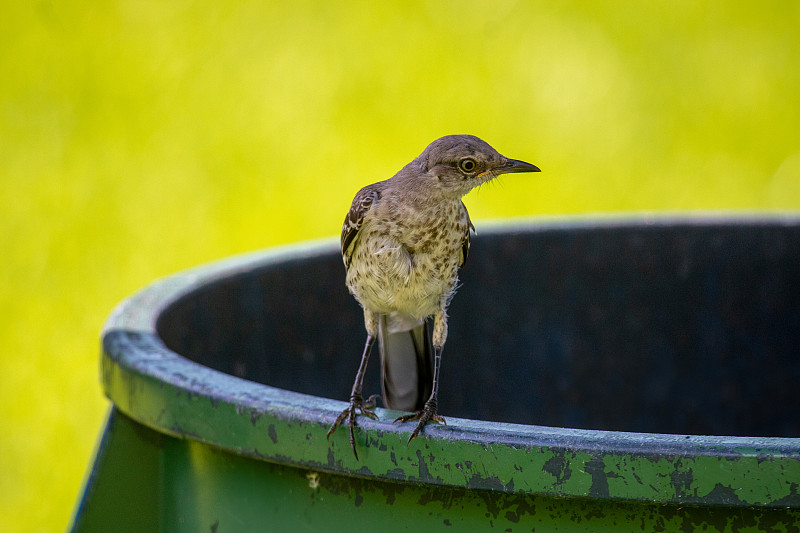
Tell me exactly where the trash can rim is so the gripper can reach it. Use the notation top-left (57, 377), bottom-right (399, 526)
top-left (101, 213), bottom-right (800, 508)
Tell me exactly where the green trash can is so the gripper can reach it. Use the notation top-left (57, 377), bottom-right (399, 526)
top-left (70, 216), bottom-right (800, 532)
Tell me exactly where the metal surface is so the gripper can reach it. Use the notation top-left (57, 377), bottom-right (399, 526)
top-left (72, 215), bottom-right (800, 532)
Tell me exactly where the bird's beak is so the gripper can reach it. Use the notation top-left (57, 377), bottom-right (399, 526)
top-left (494, 158), bottom-right (541, 174)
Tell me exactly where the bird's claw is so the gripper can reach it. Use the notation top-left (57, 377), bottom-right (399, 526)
top-left (393, 400), bottom-right (446, 444)
top-left (326, 394), bottom-right (380, 460)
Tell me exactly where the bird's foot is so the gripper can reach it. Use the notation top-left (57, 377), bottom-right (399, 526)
top-left (393, 400), bottom-right (446, 444)
top-left (326, 393), bottom-right (380, 460)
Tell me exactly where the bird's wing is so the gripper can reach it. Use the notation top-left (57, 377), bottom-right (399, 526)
top-left (459, 202), bottom-right (476, 267)
top-left (341, 185), bottom-right (380, 269)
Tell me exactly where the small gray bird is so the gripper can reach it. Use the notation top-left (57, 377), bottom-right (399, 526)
top-left (327, 134), bottom-right (540, 458)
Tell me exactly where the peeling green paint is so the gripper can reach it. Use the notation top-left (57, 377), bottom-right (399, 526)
top-left (98, 268), bottom-right (800, 509)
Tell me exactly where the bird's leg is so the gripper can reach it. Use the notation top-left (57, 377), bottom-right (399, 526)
top-left (393, 345), bottom-right (446, 443)
top-left (327, 333), bottom-right (379, 460)
top-left (393, 311), bottom-right (447, 443)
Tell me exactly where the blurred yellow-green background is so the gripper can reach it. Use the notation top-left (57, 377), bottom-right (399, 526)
top-left (2, 2), bottom-right (799, 531)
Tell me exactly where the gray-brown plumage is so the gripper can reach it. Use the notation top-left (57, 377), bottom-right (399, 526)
top-left (327, 134), bottom-right (540, 458)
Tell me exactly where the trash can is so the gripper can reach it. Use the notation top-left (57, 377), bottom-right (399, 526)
top-left (70, 216), bottom-right (800, 532)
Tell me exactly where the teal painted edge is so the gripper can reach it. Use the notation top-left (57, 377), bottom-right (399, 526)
top-left (101, 215), bottom-right (800, 508)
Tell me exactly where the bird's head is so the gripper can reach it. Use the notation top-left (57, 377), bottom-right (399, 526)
top-left (411, 134), bottom-right (540, 198)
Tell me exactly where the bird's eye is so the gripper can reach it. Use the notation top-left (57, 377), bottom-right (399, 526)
top-left (458, 158), bottom-right (477, 173)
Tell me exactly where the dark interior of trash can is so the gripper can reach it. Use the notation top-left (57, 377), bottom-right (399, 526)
top-left (157, 221), bottom-right (800, 437)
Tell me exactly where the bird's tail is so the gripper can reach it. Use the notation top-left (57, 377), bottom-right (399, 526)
top-left (377, 314), bottom-right (432, 412)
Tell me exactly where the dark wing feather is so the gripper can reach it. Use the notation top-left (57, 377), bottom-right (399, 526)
top-left (341, 186), bottom-right (380, 269)
top-left (459, 202), bottom-right (476, 267)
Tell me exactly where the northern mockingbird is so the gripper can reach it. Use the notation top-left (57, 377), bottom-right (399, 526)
top-left (327, 134), bottom-right (540, 458)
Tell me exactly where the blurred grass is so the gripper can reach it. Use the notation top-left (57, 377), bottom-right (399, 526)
top-left (1, 1), bottom-right (798, 531)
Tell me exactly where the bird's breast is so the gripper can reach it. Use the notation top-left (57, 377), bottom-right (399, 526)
top-left (346, 223), bottom-right (464, 318)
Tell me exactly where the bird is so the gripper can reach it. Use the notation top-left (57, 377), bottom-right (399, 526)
top-left (326, 134), bottom-right (540, 459)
